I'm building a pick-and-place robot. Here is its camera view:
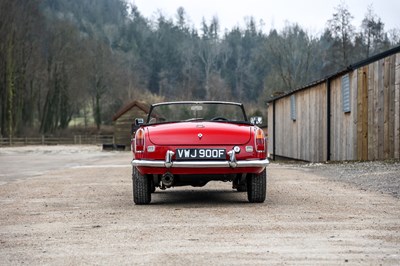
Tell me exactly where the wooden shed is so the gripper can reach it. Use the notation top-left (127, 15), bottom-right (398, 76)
top-left (267, 46), bottom-right (400, 162)
top-left (112, 101), bottom-right (151, 150)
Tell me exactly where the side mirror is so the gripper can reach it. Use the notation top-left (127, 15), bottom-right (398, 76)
top-left (135, 118), bottom-right (144, 126)
top-left (131, 118), bottom-right (144, 135)
top-left (250, 116), bottom-right (263, 125)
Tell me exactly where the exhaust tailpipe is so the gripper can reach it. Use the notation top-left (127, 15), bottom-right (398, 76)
top-left (161, 172), bottom-right (174, 187)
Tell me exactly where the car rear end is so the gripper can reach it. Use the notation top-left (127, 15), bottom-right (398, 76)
top-left (131, 101), bottom-right (269, 204)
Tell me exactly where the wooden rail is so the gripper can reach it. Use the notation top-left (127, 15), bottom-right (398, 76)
top-left (0, 135), bottom-right (114, 146)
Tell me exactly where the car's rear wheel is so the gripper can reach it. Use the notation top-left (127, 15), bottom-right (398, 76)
top-left (132, 167), bottom-right (151, 204)
top-left (247, 169), bottom-right (266, 203)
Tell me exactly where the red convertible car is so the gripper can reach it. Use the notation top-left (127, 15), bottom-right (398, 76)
top-left (131, 101), bottom-right (269, 204)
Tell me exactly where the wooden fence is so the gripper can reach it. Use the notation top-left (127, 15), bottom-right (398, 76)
top-left (0, 135), bottom-right (114, 147)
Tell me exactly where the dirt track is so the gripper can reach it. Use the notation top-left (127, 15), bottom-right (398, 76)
top-left (0, 146), bottom-right (399, 265)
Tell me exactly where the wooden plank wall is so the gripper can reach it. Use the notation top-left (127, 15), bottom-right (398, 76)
top-left (267, 104), bottom-right (274, 157)
top-left (269, 97), bottom-right (289, 159)
top-left (365, 54), bottom-right (399, 160)
top-left (357, 67), bottom-right (369, 160)
top-left (329, 71), bottom-right (358, 161)
top-left (322, 53), bottom-right (399, 161)
top-left (269, 52), bottom-right (399, 162)
top-left (268, 84), bottom-right (327, 162)
top-left (395, 53), bottom-right (400, 159)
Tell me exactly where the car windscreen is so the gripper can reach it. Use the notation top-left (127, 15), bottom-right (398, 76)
top-left (147, 102), bottom-right (247, 124)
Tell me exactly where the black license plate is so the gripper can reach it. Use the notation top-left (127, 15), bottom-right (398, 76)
top-left (176, 148), bottom-right (226, 161)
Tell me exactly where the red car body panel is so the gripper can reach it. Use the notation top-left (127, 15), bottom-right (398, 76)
top-left (134, 121), bottom-right (266, 175)
top-left (147, 122), bottom-right (252, 145)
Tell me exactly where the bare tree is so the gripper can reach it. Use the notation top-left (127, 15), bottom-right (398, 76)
top-left (198, 16), bottom-right (220, 99)
top-left (266, 24), bottom-right (315, 91)
top-left (361, 5), bottom-right (386, 57)
top-left (88, 43), bottom-right (112, 130)
top-left (0, 0), bottom-right (43, 137)
top-left (327, 3), bottom-right (355, 66)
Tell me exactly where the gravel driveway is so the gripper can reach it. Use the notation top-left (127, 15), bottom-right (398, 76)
top-left (0, 146), bottom-right (399, 265)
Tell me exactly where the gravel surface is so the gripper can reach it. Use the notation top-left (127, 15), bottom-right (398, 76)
top-left (296, 160), bottom-right (400, 198)
top-left (0, 146), bottom-right (399, 265)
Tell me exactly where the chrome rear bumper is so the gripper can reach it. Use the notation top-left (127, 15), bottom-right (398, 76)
top-left (131, 150), bottom-right (269, 169)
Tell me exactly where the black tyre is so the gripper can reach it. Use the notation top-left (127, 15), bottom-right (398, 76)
top-left (132, 167), bottom-right (151, 204)
top-left (247, 169), bottom-right (267, 203)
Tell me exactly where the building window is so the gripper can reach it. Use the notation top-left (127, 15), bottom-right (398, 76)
top-left (342, 74), bottom-right (351, 113)
top-left (290, 94), bottom-right (296, 121)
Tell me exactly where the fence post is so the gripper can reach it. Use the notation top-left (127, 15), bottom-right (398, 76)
top-left (42, 135), bottom-right (44, 145)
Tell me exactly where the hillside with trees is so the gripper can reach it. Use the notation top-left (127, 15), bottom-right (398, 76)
top-left (1, 0), bottom-right (399, 137)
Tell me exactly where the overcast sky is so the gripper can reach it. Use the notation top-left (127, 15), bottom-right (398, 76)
top-left (131, 0), bottom-right (399, 35)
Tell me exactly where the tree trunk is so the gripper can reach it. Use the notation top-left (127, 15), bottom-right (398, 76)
top-left (1, 60), bottom-right (6, 137)
top-left (94, 89), bottom-right (101, 130)
top-left (6, 33), bottom-right (15, 137)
